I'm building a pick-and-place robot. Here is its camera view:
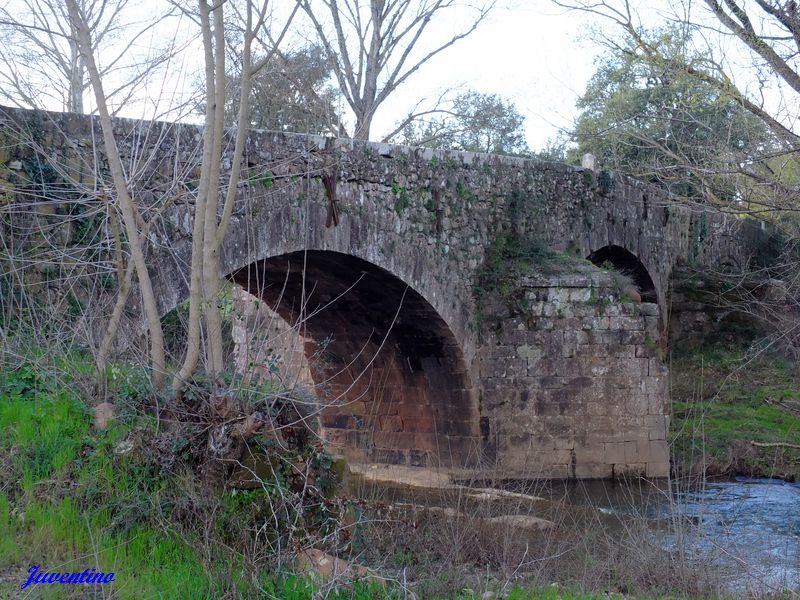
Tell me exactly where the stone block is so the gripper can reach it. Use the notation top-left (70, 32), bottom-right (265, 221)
top-left (648, 358), bottom-right (668, 377)
top-left (624, 394), bottom-right (649, 416)
top-left (322, 414), bottom-right (355, 429)
top-left (603, 442), bottom-right (626, 463)
top-left (517, 344), bottom-right (542, 363)
top-left (403, 416), bottom-right (436, 433)
top-left (614, 462), bottom-right (647, 477)
top-left (646, 415), bottom-right (667, 440)
top-left (543, 449), bottom-right (574, 465)
top-left (409, 449), bottom-right (430, 467)
top-left (609, 316), bottom-right (644, 331)
top-left (623, 440), bottom-right (641, 462)
top-left (639, 303), bottom-right (659, 317)
top-left (622, 428), bottom-right (649, 442)
top-left (585, 402), bottom-right (607, 417)
top-left (647, 440), bottom-right (669, 464)
top-left (575, 343), bottom-right (610, 358)
top-left (568, 288), bottom-right (592, 302)
top-left (540, 376), bottom-right (564, 389)
top-left (529, 357), bottom-right (562, 377)
top-left (554, 437), bottom-right (575, 450)
top-left (646, 461), bottom-right (669, 478)
top-left (647, 394), bottom-right (666, 415)
top-left (609, 344), bottom-right (635, 358)
top-left (414, 433), bottom-right (440, 453)
top-left (485, 355), bottom-right (528, 378)
top-left (574, 444), bottom-right (604, 464)
top-left (563, 329), bottom-right (588, 348)
top-left (574, 463), bottom-right (613, 479)
top-left (371, 431), bottom-right (413, 449)
top-left (370, 448), bottom-right (407, 465)
top-left (378, 415), bottom-right (403, 432)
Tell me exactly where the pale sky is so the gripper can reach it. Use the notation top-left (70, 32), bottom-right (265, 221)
top-left (6, 0), bottom-right (796, 152)
top-left (109, 0), bottom-right (607, 151)
top-left (367, 1), bottom-right (601, 150)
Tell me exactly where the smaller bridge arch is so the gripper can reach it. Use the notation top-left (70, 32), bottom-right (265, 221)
top-left (231, 250), bottom-right (480, 468)
top-left (587, 245), bottom-right (658, 304)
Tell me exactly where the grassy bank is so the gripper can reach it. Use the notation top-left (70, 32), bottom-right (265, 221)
top-left (0, 354), bottom-right (395, 599)
top-left (1, 351), bottom-right (746, 599)
top-left (670, 340), bottom-right (800, 480)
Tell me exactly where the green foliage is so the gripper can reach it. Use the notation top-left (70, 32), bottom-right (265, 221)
top-left (391, 180), bottom-right (411, 214)
top-left (571, 26), bottom-right (772, 203)
top-left (222, 45), bottom-right (341, 135)
top-left (248, 168), bottom-right (274, 190)
top-left (474, 232), bottom-right (588, 331)
top-left (161, 282), bottom-right (236, 365)
top-left (671, 338), bottom-right (800, 478)
top-left (399, 90), bottom-right (530, 156)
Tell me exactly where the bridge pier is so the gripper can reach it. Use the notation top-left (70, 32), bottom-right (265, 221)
top-left (476, 268), bottom-right (669, 479)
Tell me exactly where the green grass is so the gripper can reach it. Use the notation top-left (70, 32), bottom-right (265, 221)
top-left (0, 353), bottom-right (411, 598)
top-left (0, 356), bottom-right (245, 598)
top-left (670, 341), bottom-right (800, 478)
top-left (0, 349), bottom-right (749, 598)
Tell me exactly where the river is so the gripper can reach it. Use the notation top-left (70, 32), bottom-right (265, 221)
top-left (531, 477), bottom-right (800, 594)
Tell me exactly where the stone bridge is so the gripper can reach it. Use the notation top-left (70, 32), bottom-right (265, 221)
top-left (0, 107), bottom-right (774, 479)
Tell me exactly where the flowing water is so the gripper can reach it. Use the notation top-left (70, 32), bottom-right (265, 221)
top-left (530, 477), bottom-right (800, 593)
top-left (351, 466), bottom-right (800, 594)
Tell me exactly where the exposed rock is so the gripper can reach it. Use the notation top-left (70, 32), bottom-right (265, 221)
top-left (297, 548), bottom-right (379, 584)
top-left (463, 487), bottom-right (545, 503)
top-left (483, 514), bottom-right (554, 532)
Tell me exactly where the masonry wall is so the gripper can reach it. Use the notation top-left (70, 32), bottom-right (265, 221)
top-left (232, 266), bottom-right (670, 479)
top-left (478, 270), bottom-right (670, 479)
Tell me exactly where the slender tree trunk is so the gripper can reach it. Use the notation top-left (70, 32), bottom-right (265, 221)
top-left (67, 30), bottom-right (84, 113)
top-left (172, 0), bottom-right (216, 394)
top-left (201, 1), bottom-right (228, 376)
top-left (67, 0), bottom-right (166, 390)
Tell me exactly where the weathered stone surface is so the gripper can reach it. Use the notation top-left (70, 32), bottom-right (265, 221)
top-left (480, 272), bottom-right (670, 479)
top-left (0, 106), bottom-right (775, 480)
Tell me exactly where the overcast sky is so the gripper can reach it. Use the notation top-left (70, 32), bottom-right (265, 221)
top-left (353, 1), bottom-right (603, 150)
top-left (142, 0), bottom-right (607, 151)
top-left (13, 0), bottom-right (791, 152)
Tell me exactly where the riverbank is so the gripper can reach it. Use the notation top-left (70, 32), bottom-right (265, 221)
top-left (0, 354), bottom-right (678, 599)
top-left (670, 340), bottom-right (800, 481)
top-left (3, 346), bottom-right (799, 598)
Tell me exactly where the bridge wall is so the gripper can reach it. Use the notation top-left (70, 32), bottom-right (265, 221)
top-left (0, 107), bottom-right (773, 478)
top-left (478, 270), bottom-right (668, 479)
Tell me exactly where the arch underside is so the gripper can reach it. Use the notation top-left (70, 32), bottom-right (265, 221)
top-left (231, 251), bottom-right (480, 468)
top-left (588, 245), bottom-right (658, 304)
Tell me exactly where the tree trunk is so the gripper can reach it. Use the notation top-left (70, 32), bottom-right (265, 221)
top-left (67, 0), bottom-right (166, 390)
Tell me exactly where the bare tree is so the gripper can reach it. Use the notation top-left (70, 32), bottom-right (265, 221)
top-left (66, 0), bottom-right (167, 389)
top-left (301, 0), bottom-right (494, 140)
top-left (172, 0), bottom-right (300, 393)
top-left (0, 0), bottom-right (181, 114)
top-left (555, 0), bottom-right (800, 368)
top-left (553, 0), bottom-right (800, 216)
top-left (54, 0), bottom-right (300, 393)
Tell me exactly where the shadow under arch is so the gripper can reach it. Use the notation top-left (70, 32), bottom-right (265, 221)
top-left (231, 250), bottom-right (480, 468)
top-left (587, 245), bottom-right (658, 303)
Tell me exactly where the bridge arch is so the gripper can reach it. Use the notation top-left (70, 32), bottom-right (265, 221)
top-left (230, 250), bottom-right (480, 468)
top-left (587, 245), bottom-right (658, 304)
